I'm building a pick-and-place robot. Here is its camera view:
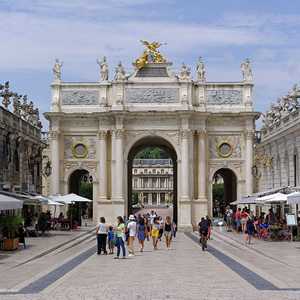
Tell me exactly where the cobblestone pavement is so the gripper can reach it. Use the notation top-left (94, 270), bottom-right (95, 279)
top-left (1, 227), bottom-right (300, 299)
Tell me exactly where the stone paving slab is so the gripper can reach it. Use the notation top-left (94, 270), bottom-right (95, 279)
top-left (1, 229), bottom-right (300, 299)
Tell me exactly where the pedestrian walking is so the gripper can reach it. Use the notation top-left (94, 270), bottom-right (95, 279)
top-left (127, 215), bottom-right (137, 257)
top-left (206, 215), bottom-right (212, 239)
top-left (158, 216), bottom-right (164, 241)
top-left (136, 217), bottom-right (148, 252)
top-left (163, 216), bottom-right (173, 250)
top-left (108, 226), bottom-right (114, 254)
top-left (171, 219), bottom-right (177, 238)
top-left (241, 208), bottom-right (247, 233)
top-left (114, 216), bottom-right (126, 259)
top-left (96, 217), bottom-right (108, 255)
top-left (245, 211), bottom-right (254, 245)
top-left (150, 217), bottom-right (160, 250)
top-left (235, 208), bottom-right (241, 233)
top-left (226, 205), bottom-right (233, 232)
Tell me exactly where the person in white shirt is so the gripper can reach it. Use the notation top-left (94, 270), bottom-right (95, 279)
top-left (96, 217), bottom-right (108, 255)
top-left (150, 210), bottom-right (156, 225)
top-left (226, 206), bottom-right (233, 232)
top-left (127, 215), bottom-right (137, 257)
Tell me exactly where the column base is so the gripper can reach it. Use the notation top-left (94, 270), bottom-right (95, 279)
top-left (178, 223), bottom-right (193, 232)
top-left (192, 198), bottom-right (208, 230)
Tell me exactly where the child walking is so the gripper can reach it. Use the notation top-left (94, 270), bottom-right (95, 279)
top-left (108, 226), bottom-right (114, 254)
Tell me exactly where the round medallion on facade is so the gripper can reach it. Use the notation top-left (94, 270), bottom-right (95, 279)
top-left (72, 142), bottom-right (88, 158)
top-left (217, 141), bottom-right (233, 158)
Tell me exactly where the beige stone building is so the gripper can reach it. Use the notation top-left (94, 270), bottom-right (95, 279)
top-left (132, 158), bottom-right (173, 205)
top-left (44, 52), bottom-right (259, 231)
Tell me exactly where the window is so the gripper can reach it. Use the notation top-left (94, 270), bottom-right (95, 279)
top-left (152, 193), bottom-right (157, 204)
top-left (170, 179), bottom-right (173, 188)
top-left (134, 179), bottom-right (138, 188)
top-left (144, 178), bottom-right (148, 188)
top-left (161, 169), bottom-right (164, 174)
top-left (160, 193), bottom-right (165, 204)
top-left (160, 178), bottom-right (165, 188)
top-left (144, 169), bottom-right (148, 174)
top-left (153, 169), bottom-right (156, 174)
top-left (134, 169), bottom-right (137, 174)
top-left (152, 178), bottom-right (157, 188)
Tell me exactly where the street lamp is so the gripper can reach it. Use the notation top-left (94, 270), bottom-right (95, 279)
top-left (251, 154), bottom-right (273, 177)
top-left (43, 155), bottom-right (52, 177)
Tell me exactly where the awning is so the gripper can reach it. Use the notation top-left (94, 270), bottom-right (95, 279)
top-left (230, 196), bottom-right (264, 206)
top-left (256, 192), bottom-right (288, 203)
top-left (55, 193), bottom-right (92, 204)
top-left (287, 192), bottom-right (300, 205)
top-left (0, 194), bottom-right (23, 210)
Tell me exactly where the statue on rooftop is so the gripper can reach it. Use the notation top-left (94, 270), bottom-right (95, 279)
top-left (179, 62), bottom-right (192, 80)
top-left (196, 56), bottom-right (206, 82)
top-left (240, 58), bottom-right (252, 81)
top-left (135, 40), bottom-right (167, 70)
top-left (97, 56), bottom-right (109, 82)
top-left (114, 61), bottom-right (126, 81)
top-left (52, 58), bottom-right (63, 82)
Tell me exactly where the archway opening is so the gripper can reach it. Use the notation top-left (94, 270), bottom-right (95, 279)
top-left (127, 137), bottom-right (177, 224)
top-left (212, 168), bottom-right (237, 218)
top-left (69, 169), bottom-right (93, 226)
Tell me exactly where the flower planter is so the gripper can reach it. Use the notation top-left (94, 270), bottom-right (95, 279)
top-left (73, 224), bottom-right (78, 230)
top-left (4, 237), bottom-right (20, 251)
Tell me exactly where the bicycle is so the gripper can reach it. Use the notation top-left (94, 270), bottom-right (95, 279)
top-left (199, 230), bottom-right (207, 251)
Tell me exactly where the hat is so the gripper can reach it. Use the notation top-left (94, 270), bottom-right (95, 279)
top-left (129, 215), bottom-right (135, 220)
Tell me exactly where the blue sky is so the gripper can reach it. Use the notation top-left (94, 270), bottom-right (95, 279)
top-left (1, 0), bottom-right (300, 129)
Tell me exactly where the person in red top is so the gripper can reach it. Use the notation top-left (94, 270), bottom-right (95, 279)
top-left (241, 209), bottom-right (247, 233)
top-left (235, 208), bottom-right (241, 233)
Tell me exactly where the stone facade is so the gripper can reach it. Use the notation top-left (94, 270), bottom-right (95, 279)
top-left (256, 84), bottom-right (300, 192)
top-left (0, 82), bottom-right (45, 195)
top-left (44, 59), bottom-right (259, 231)
top-left (132, 159), bottom-right (173, 205)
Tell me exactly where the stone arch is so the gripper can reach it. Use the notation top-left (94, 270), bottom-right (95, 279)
top-left (123, 131), bottom-right (181, 161)
top-left (63, 164), bottom-right (97, 184)
top-left (124, 131), bottom-right (179, 223)
top-left (209, 163), bottom-right (242, 182)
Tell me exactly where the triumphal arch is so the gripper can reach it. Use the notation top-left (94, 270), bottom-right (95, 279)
top-left (45, 42), bottom-right (260, 231)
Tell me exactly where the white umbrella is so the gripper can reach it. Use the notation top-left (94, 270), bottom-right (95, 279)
top-left (287, 192), bottom-right (300, 205)
top-left (0, 194), bottom-right (23, 210)
top-left (55, 193), bottom-right (92, 228)
top-left (264, 193), bottom-right (288, 203)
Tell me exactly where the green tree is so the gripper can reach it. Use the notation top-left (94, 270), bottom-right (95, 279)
top-left (213, 184), bottom-right (224, 214)
top-left (132, 189), bottom-right (139, 204)
top-left (135, 147), bottom-right (170, 159)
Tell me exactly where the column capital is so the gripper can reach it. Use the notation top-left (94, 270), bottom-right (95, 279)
top-left (51, 131), bottom-right (60, 140)
top-left (180, 129), bottom-right (190, 139)
top-left (244, 130), bottom-right (255, 140)
top-left (197, 130), bottom-right (207, 138)
top-left (98, 130), bottom-right (108, 140)
top-left (115, 129), bottom-right (125, 139)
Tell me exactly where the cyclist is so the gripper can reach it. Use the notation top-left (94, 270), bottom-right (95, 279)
top-left (198, 217), bottom-right (209, 250)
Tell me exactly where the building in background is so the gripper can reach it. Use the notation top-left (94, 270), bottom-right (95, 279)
top-left (132, 158), bottom-right (173, 206)
top-left (0, 81), bottom-right (46, 213)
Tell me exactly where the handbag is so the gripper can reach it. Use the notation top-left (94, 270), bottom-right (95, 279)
top-left (113, 235), bottom-right (118, 246)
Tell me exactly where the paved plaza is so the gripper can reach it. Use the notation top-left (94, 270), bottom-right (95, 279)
top-left (1, 225), bottom-right (300, 300)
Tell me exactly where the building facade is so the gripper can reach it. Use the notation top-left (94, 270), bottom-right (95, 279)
top-left (0, 81), bottom-right (45, 196)
top-left (132, 158), bottom-right (173, 205)
top-left (45, 50), bottom-right (259, 231)
top-left (256, 84), bottom-right (300, 192)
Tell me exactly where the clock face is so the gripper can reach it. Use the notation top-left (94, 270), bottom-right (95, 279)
top-left (72, 142), bottom-right (88, 158)
top-left (217, 142), bottom-right (233, 158)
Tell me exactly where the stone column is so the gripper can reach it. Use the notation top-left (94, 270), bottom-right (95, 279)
top-left (98, 130), bottom-right (107, 200)
top-left (51, 131), bottom-right (60, 194)
top-left (181, 129), bottom-right (190, 199)
top-left (197, 130), bottom-right (207, 199)
top-left (245, 130), bottom-right (254, 196)
top-left (115, 129), bottom-right (124, 200)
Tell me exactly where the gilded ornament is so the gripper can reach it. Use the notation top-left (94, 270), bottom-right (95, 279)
top-left (135, 40), bottom-right (167, 70)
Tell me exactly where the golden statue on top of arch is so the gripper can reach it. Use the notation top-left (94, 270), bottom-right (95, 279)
top-left (135, 40), bottom-right (167, 70)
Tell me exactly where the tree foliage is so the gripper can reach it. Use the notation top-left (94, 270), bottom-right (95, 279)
top-left (135, 147), bottom-right (170, 159)
top-left (132, 189), bottom-right (139, 204)
top-left (213, 184), bottom-right (224, 213)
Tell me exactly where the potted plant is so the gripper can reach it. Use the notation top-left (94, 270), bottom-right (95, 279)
top-left (2, 215), bottom-right (23, 250)
top-left (73, 220), bottom-right (78, 230)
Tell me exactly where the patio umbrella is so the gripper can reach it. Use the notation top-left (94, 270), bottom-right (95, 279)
top-left (255, 192), bottom-right (287, 203)
top-left (55, 193), bottom-right (92, 229)
top-left (230, 196), bottom-right (264, 206)
top-left (287, 192), bottom-right (300, 205)
top-left (0, 194), bottom-right (23, 210)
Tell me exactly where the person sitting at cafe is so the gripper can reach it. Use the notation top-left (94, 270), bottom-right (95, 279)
top-left (59, 212), bottom-right (65, 220)
top-left (259, 219), bottom-right (269, 231)
top-left (279, 219), bottom-right (288, 237)
top-left (25, 216), bottom-right (38, 236)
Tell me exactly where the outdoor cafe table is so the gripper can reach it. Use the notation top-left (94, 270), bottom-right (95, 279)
top-left (268, 225), bottom-right (282, 241)
top-left (50, 218), bottom-right (71, 230)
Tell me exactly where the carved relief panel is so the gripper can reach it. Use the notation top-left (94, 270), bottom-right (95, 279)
top-left (206, 90), bottom-right (242, 105)
top-left (62, 90), bottom-right (99, 105)
top-left (63, 136), bottom-right (97, 159)
top-left (125, 88), bottom-right (179, 103)
top-left (208, 135), bottom-right (241, 158)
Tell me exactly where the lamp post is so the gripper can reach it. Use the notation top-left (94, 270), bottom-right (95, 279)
top-left (251, 154), bottom-right (273, 177)
top-left (43, 156), bottom-right (52, 177)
